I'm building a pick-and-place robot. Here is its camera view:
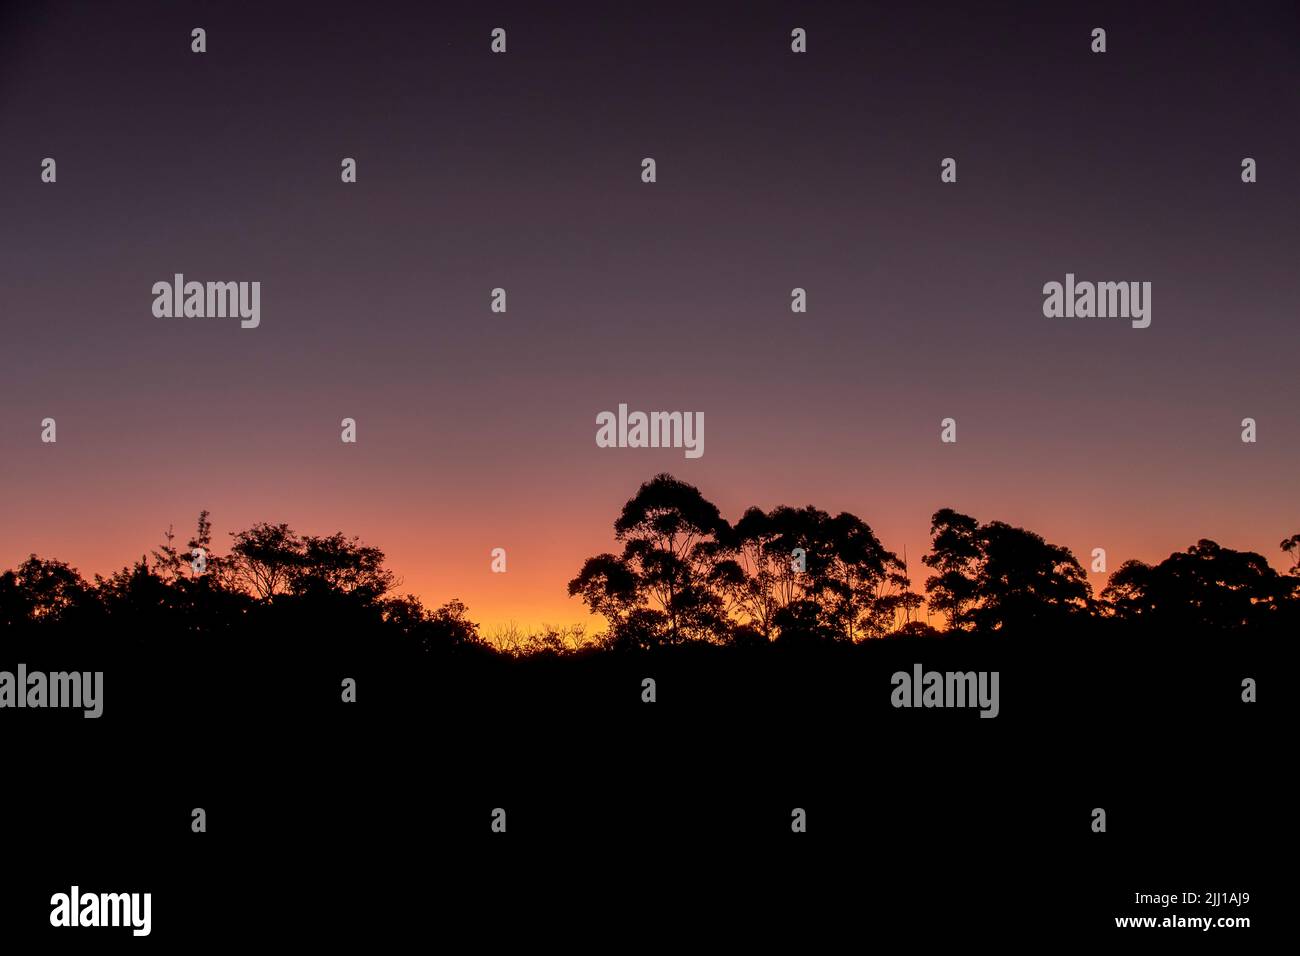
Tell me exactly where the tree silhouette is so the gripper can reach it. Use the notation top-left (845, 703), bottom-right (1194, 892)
top-left (0, 556), bottom-right (89, 627)
top-left (1280, 533), bottom-right (1300, 576)
top-left (923, 511), bottom-right (1091, 632)
top-left (2, 476), bottom-right (1296, 653)
top-left (292, 533), bottom-right (394, 601)
top-left (1103, 539), bottom-right (1294, 630)
top-left (567, 553), bottom-right (642, 629)
top-left (151, 524), bottom-right (183, 583)
top-left (922, 509), bottom-right (982, 629)
top-left (813, 511), bottom-right (911, 639)
top-left (727, 505), bottom-right (811, 639)
top-left (569, 473), bottom-right (735, 646)
top-left (227, 522), bottom-right (302, 599)
top-left (728, 505), bottom-right (913, 642)
top-left (973, 521), bottom-right (1091, 630)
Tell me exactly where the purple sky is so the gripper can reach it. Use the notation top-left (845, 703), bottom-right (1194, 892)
top-left (2, 0), bottom-right (1297, 631)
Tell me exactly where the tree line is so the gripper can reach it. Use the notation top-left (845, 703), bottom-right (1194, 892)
top-left (3, 476), bottom-right (1297, 652)
top-left (568, 475), bottom-right (1299, 648)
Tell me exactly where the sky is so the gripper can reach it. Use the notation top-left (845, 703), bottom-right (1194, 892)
top-left (1, 0), bottom-right (1297, 634)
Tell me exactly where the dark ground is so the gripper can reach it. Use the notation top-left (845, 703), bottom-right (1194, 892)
top-left (1, 621), bottom-right (1277, 945)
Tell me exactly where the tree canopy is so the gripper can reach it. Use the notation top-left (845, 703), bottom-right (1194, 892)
top-left (4, 486), bottom-right (1296, 650)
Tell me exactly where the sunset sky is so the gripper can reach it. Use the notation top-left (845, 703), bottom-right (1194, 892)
top-left (2, 1), bottom-right (1297, 634)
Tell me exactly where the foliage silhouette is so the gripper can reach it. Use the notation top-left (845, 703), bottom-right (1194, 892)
top-left (2, 476), bottom-right (1295, 660)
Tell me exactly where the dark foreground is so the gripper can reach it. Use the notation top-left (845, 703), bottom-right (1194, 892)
top-left (2, 623), bottom-right (1277, 945)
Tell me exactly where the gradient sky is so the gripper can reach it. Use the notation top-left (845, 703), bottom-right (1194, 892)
top-left (2, 0), bottom-right (1297, 634)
